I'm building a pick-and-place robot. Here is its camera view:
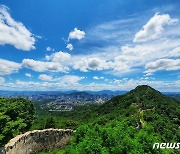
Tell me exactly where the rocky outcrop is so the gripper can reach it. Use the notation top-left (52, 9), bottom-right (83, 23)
top-left (0, 129), bottom-right (74, 154)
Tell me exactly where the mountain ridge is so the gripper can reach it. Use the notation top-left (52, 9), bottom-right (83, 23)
top-left (98, 85), bottom-right (180, 116)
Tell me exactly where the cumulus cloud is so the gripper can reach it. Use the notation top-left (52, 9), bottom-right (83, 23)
top-left (38, 74), bottom-right (52, 81)
top-left (22, 59), bottom-right (69, 73)
top-left (93, 76), bottom-right (104, 80)
top-left (73, 57), bottom-right (113, 72)
top-left (145, 59), bottom-right (180, 73)
top-left (88, 58), bottom-right (101, 69)
top-left (0, 5), bottom-right (35, 50)
top-left (38, 75), bottom-right (83, 84)
top-left (46, 51), bottom-right (71, 62)
top-left (134, 13), bottom-right (178, 42)
top-left (66, 43), bottom-right (73, 51)
top-left (22, 51), bottom-right (71, 73)
top-left (0, 58), bottom-right (21, 75)
top-left (1, 12), bottom-right (179, 88)
top-left (73, 58), bottom-right (88, 72)
top-left (113, 55), bottom-right (132, 72)
top-left (46, 47), bottom-right (54, 52)
top-left (19, 16), bottom-right (180, 76)
top-left (25, 73), bottom-right (32, 78)
top-left (60, 75), bottom-right (83, 85)
top-left (93, 76), bottom-right (99, 80)
top-left (68, 28), bottom-right (85, 40)
top-left (67, 15), bottom-right (179, 75)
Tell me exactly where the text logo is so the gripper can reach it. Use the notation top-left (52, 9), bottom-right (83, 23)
top-left (153, 143), bottom-right (180, 149)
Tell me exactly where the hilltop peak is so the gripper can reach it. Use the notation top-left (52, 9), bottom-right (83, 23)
top-left (99, 85), bottom-right (178, 116)
top-left (134, 85), bottom-right (156, 91)
top-left (129, 85), bottom-right (160, 95)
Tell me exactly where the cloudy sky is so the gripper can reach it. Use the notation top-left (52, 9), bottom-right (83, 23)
top-left (0, 0), bottom-right (180, 91)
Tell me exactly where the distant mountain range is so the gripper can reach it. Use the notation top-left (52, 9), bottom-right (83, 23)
top-left (0, 90), bottom-right (127, 97)
top-left (0, 89), bottom-right (179, 96)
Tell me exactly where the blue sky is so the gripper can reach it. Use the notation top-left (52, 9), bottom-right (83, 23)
top-left (0, 0), bottom-right (180, 91)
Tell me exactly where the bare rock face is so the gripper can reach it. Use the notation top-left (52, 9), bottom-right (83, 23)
top-left (0, 129), bottom-right (74, 154)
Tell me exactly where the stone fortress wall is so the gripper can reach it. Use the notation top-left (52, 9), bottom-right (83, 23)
top-left (0, 129), bottom-right (74, 154)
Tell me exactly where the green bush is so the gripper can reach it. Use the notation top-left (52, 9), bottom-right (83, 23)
top-left (0, 97), bottom-right (35, 146)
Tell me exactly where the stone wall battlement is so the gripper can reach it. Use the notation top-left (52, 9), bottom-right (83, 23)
top-left (0, 129), bottom-right (74, 154)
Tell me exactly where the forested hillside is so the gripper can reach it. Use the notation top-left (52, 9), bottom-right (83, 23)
top-left (1, 85), bottom-right (180, 153)
top-left (0, 97), bottom-right (35, 146)
top-left (61, 85), bottom-right (179, 153)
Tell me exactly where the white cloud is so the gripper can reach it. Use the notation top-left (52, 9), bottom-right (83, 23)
top-left (66, 43), bottom-right (73, 50)
top-left (73, 57), bottom-right (113, 72)
top-left (60, 75), bottom-right (83, 85)
top-left (93, 76), bottom-right (99, 80)
top-left (85, 18), bottom-right (135, 44)
top-left (144, 73), bottom-right (153, 76)
top-left (38, 74), bottom-right (52, 81)
top-left (168, 47), bottom-right (180, 57)
top-left (0, 5), bottom-right (35, 50)
top-left (42, 75), bottom-right (84, 84)
top-left (46, 47), bottom-right (54, 52)
top-left (145, 59), bottom-right (180, 73)
top-left (23, 22), bottom-right (177, 75)
top-left (14, 80), bottom-right (45, 90)
top-left (81, 79), bottom-right (180, 92)
top-left (38, 74), bottom-right (83, 83)
top-left (25, 73), bottom-right (32, 78)
top-left (68, 28), bottom-right (85, 40)
top-left (0, 77), bottom-right (5, 84)
top-left (134, 13), bottom-right (178, 42)
top-left (68, 23), bottom-right (179, 75)
top-left (11, 75), bottom-right (83, 90)
top-left (46, 51), bottom-right (71, 62)
top-left (22, 59), bottom-right (69, 73)
top-left (113, 55), bottom-right (132, 72)
top-left (110, 37), bottom-right (180, 75)
top-left (17, 16), bottom-right (180, 76)
top-left (1, 13), bottom-right (179, 88)
top-left (93, 76), bottom-right (104, 80)
top-left (1, 77), bottom-right (180, 92)
top-left (68, 14), bottom-right (179, 75)
top-left (72, 58), bottom-right (88, 72)
top-left (0, 58), bottom-right (21, 75)
top-left (22, 51), bottom-right (71, 73)
top-left (88, 58), bottom-right (101, 69)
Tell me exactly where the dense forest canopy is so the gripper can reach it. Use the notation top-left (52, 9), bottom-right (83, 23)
top-left (35, 85), bottom-right (180, 153)
top-left (1, 85), bottom-right (180, 154)
top-left (0, 97), bottom-right (35, 146)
